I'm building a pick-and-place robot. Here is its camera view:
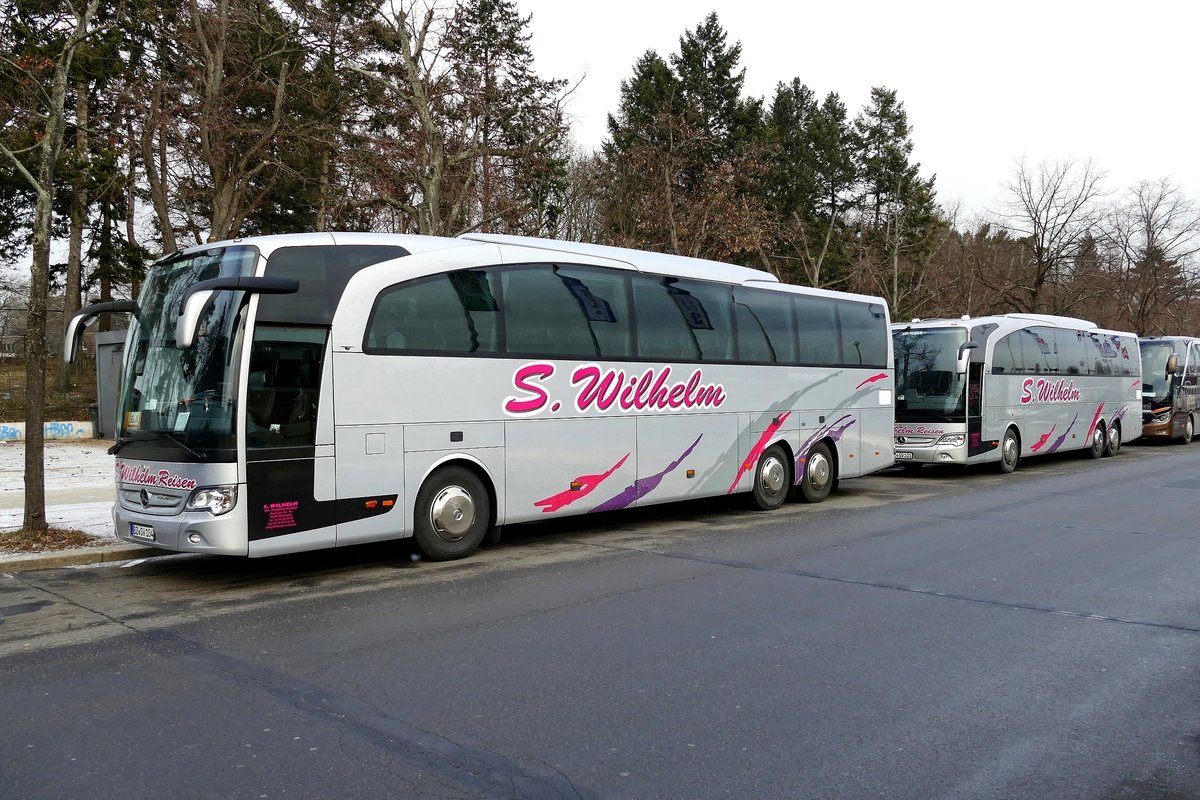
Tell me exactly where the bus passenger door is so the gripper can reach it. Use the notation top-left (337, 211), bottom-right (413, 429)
top-left (244, 325), bottom-right (339, 555)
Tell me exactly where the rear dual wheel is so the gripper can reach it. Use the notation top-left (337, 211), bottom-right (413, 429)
top-left (796, 441), bottom-right (835, 503)
top-left (751, 444), bottom-right (791, 511)
top-left (1103, 423), bottom-right (1121, 457)
top-left (1088, 423), bottom-right (1106, 459)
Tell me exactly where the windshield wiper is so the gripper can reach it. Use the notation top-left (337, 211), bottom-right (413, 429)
top-left (107, 431), bottom-right (207, 461)
top-left (107, 433), bottom-right (155, 455)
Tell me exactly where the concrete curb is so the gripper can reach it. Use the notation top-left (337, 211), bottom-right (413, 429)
top-left (0, 543), bottom-right (169, 572)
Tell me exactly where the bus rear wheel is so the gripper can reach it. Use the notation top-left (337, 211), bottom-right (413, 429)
top-left (998, 429), bottom-right (1020, 473)
top-left (751, 444), bottom-right (791, 511)
top-left (1088, 424), bottom-right (1106, 459)
top-left (1103, 423), bottom-right (1121, 457)
top-left (797, 441), bottom-right (835, 503)
top-left (414, 466), bottom-right (490, 561)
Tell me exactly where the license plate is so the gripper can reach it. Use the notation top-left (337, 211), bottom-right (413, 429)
top-left (130, 523), bottom-right (156, 542)
top-left (895, 451), bottom-right (914, 460)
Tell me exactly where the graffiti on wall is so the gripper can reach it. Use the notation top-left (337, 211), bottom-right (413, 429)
top-left (0, 422), bottom-right (94, 441)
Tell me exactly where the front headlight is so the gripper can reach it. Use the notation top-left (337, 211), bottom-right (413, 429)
top-left (186, 485), bottom-right (238, 515)
top-left (937, 433), bottom-right (966, 447)
top-left (1152, 411), bottom-right (1171, 423)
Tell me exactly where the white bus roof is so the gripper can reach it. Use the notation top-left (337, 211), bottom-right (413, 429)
top-left (167, 231), bottom-right (887, 306)
top-left (893, 313), bottom-right (1136, 340)
top-left (168, 232), bottom-right (477, 259)
top-left (461, 232), bottom-right (777, 286)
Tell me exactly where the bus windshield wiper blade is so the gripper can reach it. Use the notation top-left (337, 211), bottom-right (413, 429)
top-left (107, 433), bottom-right (155, 455)
top-left (106, 431), bottom-right (206, 461)
top-left (155, 431), bottom-right (208, 461)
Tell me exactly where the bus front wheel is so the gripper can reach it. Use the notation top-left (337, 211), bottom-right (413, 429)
top-left (797, 441), bottom-right (835, 503)
top-left (1182, 416), bottom-right (1194, 444)
top-left (751, 444), bottom-right (791, 511)
top-left (998, 429), bottom-right (1020, 473)
top-left (414, 466), bottom-right (491, 561)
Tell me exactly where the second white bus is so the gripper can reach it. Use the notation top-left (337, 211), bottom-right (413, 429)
top-left (892, 313), bottom-right (1142, 472)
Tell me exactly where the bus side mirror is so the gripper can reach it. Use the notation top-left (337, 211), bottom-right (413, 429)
top-left (956, 341), bottom-right (979, 374)
top-left (63, 300), bottom-right (138, 363)
top-left (175, 276), bottom-right (299, 349)
top-left (1166, 353), bottom-right (1179, 376)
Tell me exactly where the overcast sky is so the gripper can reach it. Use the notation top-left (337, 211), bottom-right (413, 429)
top-left (517, 0), bottom-right (1198, 217)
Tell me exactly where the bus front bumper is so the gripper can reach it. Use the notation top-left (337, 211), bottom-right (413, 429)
top-left (894, 444), bottom-right (967, 465)
top-left (114, 500), bottom-right (249, 556)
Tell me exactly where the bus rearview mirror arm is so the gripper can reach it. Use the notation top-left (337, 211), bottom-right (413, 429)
top-left (175, 276), bottom-right (299, 349)
top-left (956, 341), bottom-right (979, 374)
top-left (63, 300), bottom-right (139, 364)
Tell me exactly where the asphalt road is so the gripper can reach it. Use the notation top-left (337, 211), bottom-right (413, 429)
top-left (3, 442), bottom-right (1200, 799)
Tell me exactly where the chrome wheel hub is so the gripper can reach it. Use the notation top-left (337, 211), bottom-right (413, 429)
top-left (759, 455), bottom-right (786, 497)
top-left (806, 452), bottom-right (830, 489)
top-left (430, 486), bottom-right (475, 541)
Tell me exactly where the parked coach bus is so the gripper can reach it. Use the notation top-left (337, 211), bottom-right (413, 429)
top-left (892, 313), bottom-right (1141, 472)
top-left (1139, 335), bottom-right (1200, 443)
top-left (65, 233), bottom-right (894, 560)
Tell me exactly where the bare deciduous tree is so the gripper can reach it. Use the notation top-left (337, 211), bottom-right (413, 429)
top-left (1099, 179), bottom-right (1200, 334)
top-left (0, 0), bottom-right (102, 534)
top-left (993, 157), bottom-right (1108, 313)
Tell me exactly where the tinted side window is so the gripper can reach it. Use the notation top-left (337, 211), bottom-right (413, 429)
top-left (992, 332), bottom-right (1022, 374)
top-left (551, 265), bottom-right (635, 360)
top-left (502, 265), bottom-right (600, 357)
top-left (628, 277), bottom-right (700, 362)
top-left (795, 296), bottom-right (840, 365)
top-left (734, 288), bottom-right (798, 363)
top-left (1088, 332), bottom-right (1117, 375)
top-left (367, 271), bottom-right (501, 353)
top-left (838, 301), bottom-right (888, 367)
top-left (1117, 335), bottom-right (1137, 377)
top-left (263, 245), bottom-right (409, 325)
top-left (1023, 327), bottom-right (1057, 374)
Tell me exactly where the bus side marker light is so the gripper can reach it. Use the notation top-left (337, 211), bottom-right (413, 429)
top-left (382, 499), bottom-right (394, 508)
top-left (570, 481), bottom-right (582, 491)
top-left (687, 470), bottom-right (695, 479)
top-left (365, 500), bottom-right (378, 509)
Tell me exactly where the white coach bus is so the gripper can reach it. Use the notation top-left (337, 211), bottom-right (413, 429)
top-left (893, 313), bottom-right (1141, 472)
top-left (66, 233), bottom-right (894, 560)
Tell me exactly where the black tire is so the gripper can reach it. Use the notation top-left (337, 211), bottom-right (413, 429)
top-left (413, 466), bottom-right (491, 561)
top-left (1087, 422), bottom-right (1106, 459)
top-left (751, 444), bottom-right (791, 511)
top-left (1103, 423), bottom-right (1121, 457)
top-left (998, 428), bottom-right (1020, 473)
top-left (1182, 416), bottom-right (1194, 444)
top-left (797, 441), bottom-right (835, 503)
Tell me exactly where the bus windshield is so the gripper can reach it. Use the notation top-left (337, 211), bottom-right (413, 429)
top-left (1139, 340), bottom-right (1176, 403)
top-left (115, 246), bottom-right (258, 458)
top-left (893, 327), bottom-right (967, 422)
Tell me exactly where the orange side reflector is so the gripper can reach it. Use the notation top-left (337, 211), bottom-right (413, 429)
top-left (382, 499), bottom-right (394, 508)
top-left (365, 500), bottom-right (378, 509)
top-left (570, 481), bottom-right (583, 491)
top-left (686, 469), bottom-right (695, 479)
